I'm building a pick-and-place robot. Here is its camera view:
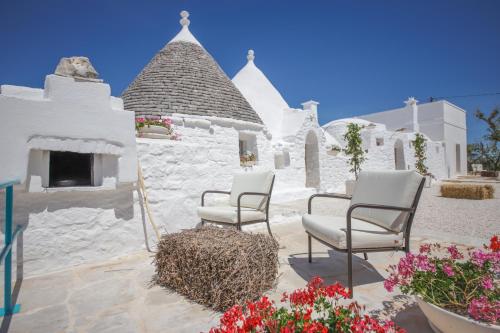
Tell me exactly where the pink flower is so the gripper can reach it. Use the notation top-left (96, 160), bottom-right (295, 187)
top-left (468, 296), bottom-right (500, 324)
top-left (481, 277), bottom-right (494, 290)
top-left (162, 118), bottom-right (173, 125)
top-left (136, 117), bottom-right (145, 123)
top-left (471, 249), bottom-right (489, 268)
top-left (419, 243), bottom-right (432, 254)
top-left (442, 263), bottom-right (454, 277)
top-left (447, 245), bottom-right (463, 260)
top-left (383, 276), bottom-right (398, 292)
top-left (416, 254), bottom-right (436, 272)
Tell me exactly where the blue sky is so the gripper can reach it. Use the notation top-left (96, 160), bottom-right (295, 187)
top-left (1, 0), bottom-right (499, 143)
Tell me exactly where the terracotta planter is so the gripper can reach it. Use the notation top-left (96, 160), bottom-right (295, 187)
top-left (416, 296), bottom-right (500, 333)
top-left (137, 125), bottom-right (172, 139)
top-left (345, 180), bottom-right (357, 196)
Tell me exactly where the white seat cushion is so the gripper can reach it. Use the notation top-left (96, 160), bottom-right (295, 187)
top-left (351, 170), bottom-right (423, 232)
top-left (302, 214), bottom-right (404, 250)
top-left (229, 171), bottom-right (274, 210)
top-left (197, 205), bottom-right (266, 224)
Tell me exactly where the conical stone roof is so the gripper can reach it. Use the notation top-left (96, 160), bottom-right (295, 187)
top-left (122, 11), bottom-right (262, 124)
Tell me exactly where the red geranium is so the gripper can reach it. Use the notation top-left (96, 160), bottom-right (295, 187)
top-left (209, 277), bottom-right (404, 333)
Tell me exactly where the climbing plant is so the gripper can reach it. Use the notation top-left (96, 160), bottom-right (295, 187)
top-left (343, 123), bottom-right (366, 179)
top-left (413, 133), bottom-right (428, 175)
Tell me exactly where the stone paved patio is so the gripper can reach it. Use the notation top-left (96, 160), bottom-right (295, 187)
top-left (3, 184), bottom-right (498, 333)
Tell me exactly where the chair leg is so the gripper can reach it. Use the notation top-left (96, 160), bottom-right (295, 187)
top-left (308, 235), bottom-right (312, 263)
top-left (266, 220), bottom-right (274, 238)
top-left (363, 252), bottom-right (368, 260)
top-left (348, 249), bottom-right (353, 298)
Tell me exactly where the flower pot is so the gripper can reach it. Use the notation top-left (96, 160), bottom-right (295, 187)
top-left (241, 160), bottom-right (256, 168)
top-left (345, 180), bottom-right (357, 196)
top-left (137, 125), bottom-right (172, 139)
top-left (415, 296), bottom-right (500, 333)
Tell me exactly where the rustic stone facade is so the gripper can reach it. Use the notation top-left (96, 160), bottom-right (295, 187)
top-left (122, 41), bottom-right (262, 124)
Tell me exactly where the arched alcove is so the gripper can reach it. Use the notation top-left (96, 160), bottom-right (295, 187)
top-left (305, 131), bottom-right (320, 188)
top-left (394, 139), bottom-right (406, 170)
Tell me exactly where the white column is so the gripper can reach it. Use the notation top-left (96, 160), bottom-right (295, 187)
top-left (405, 97), bottom-right (419, 132)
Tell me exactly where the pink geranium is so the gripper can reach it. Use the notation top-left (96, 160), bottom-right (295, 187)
top-left (385, 237), bottom-right (499, 325)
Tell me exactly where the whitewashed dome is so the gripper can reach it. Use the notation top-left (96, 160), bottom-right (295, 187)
top-left (122, 11), bottom-right (262, 124)
top-left (232, 50), bottom-right (289, 137)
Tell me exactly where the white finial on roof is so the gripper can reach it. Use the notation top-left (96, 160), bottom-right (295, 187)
top-left (168, 10), bottom-right (202, 46)
top-left (247, 50), bottom-right (255, 62)
top-left (180, 10), bottom-right (190, 27)
top-left (405, 96), bottom-right (418, 106)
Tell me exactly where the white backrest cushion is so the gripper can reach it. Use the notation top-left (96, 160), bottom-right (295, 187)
top-left (229, 171), bottom-right (274, 210)
top-left (350, 170), bottom-right (423, 232)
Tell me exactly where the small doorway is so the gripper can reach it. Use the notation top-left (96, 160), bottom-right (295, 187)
top-left (456, 144), bottom-right (461, 173)
top-left (394, 139), bottom-right (406, 170)
top-left (305, 131), bottom-right (320, 188)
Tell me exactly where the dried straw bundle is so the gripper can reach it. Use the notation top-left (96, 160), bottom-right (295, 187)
top-left (441, 183), bottom-right (494, 200)
top-left (154, 227), bottom-right (279, 312)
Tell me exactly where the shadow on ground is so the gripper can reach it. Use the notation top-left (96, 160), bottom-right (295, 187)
top-left (369, 294), bottom-right (433, 333)
top-left (287, 250), bottom-right (385, 287)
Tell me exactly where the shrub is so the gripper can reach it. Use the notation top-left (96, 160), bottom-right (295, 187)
top-left (384, 236), bottom-right (500, 324)
top-left (343, 123), bottom-right (366, 179)
top-left (413, 133), bottom-right (428, 175)
top-left (209, 277), bottom-right (404, 333)
top-left (154, 227), bottom-right (279, 312)
top-left (441, 183), bottom-right (494, 199)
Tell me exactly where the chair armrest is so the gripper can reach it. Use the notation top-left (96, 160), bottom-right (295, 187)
top-left (201, 190), bottom-right (230, 206)
top-left (308, 193), bottom-right (352, 214)
top-left (344, 203), bottom-right (416, 251)
top-left (237, 192), bottom-right (269, 208)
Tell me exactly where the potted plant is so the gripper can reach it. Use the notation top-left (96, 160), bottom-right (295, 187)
top-left (384, 236), bottom-right (500, 333)
top-left (135, 116), bottom-right (180, 140)
top-left (343, 123), bottom-right (366, 195)
top-left (240, 151), bottom-right (257, 167)
top-left (209, 276), bottom-right (404, 333)
top-left (413, 133), bottom-right (432, 187)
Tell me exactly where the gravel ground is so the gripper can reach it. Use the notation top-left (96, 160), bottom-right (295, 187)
top-left (270, 182), bottom-right (500, 247)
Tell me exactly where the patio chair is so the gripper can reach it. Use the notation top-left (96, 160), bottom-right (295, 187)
top-left (197, 171), bottom-right (275, 237)
top-left (302, 170), bottom-right (425, 297)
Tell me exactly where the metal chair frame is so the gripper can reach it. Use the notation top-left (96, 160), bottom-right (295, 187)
top-left (306, 177), bottom-right (425, 297)
top-left (200, 175), bottom-right (275, 237)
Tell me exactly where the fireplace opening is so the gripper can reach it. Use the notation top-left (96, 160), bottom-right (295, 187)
top-left (49, 151), bottom-right (93, 187)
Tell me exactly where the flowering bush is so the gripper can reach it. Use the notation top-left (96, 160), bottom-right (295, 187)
top-left (135, 116), bottom-right (181, 140)
top-left (384, 236), bottom-right (500, 324)
top-left (209, 277), bottom-right (404, 333)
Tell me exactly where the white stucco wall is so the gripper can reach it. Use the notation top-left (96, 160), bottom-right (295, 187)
top-left (0, 75), bottom-right (137, 186)
top-left (356, 100), bottom-right (466, 178)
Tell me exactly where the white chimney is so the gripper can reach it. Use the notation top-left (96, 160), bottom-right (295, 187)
top-left (301, 100), bottom-right (319, 118)
top-left (405, 97), bottom-right (419, 133)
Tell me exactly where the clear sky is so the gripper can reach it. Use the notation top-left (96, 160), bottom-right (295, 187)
top-left (1, 0), bottom-right (499, 143)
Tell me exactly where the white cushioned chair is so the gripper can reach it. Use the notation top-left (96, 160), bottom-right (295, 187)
top-left (197, 171), bottom-right (275, 236)
top-left (302, 170), bottom-right (425, 297)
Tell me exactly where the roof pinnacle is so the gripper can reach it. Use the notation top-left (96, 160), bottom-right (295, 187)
top-left (180, 10), bottom-right (190, 27)
top-left (247, 49), bottom-right (255, 62)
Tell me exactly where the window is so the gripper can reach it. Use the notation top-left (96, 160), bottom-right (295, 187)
top-left (49, 151), bottom-right (93, 187)
top-left (376, 138), bottom-right (384, 146)
top-left (274, 150), bottom-right (291, 169)
top-left (239, 132), bottom-right (258, 166)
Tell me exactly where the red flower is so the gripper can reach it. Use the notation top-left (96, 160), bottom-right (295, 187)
top-left (490, 235), bottom-right (500, 252)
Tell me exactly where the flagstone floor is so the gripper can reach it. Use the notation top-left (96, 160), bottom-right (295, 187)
top-left (3, 183), bottom-right (499, 333)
